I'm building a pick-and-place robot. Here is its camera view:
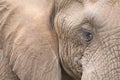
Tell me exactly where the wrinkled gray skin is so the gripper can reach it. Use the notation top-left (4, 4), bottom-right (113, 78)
top-left (0, 0), bottom-right (120, 80)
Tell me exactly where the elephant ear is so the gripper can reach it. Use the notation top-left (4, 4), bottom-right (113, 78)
top-left (3, 0), bottom-right (61, 80)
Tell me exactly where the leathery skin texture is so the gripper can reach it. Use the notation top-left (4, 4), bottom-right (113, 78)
top-left (0, 0), bottom-right (120, 80)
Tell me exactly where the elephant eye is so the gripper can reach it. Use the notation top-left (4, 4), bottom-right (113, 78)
top-left (82, 30), bottom-right (93, 42)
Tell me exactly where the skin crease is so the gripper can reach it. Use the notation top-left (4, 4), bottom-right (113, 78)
top-left (0, 0), bottom-right (120, 80)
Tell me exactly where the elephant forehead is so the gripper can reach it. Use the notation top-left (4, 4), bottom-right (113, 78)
top-left (84, 0), bottom-right (120, 28)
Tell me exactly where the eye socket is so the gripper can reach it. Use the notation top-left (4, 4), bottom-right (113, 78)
top-left (82, 30), bottom-right (93, 42)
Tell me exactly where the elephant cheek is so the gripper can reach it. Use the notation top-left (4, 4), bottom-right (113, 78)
top-left (81, 38), bottom-right (120, 80)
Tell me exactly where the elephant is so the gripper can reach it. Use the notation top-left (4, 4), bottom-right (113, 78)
top-left (0, 0), bottom-right (120, 80)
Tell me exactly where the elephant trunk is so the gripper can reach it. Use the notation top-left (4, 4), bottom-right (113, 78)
top-left (81, 36), bottom-right (120, 80)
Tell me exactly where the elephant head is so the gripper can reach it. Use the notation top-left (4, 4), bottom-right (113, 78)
top-left (54, 0), bottom-right (120, 80)
top-left (0, 0), bottom-right (120, 80)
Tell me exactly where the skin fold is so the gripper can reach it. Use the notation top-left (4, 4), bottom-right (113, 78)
top-left (0, 0), bottom-right (120, 80)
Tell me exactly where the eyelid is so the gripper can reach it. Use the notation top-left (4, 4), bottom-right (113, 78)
top-left (80, 17), bottom-right (94, 26)
top-left (72, 18), bottom-right (93, 33)
top-left (82, 23), bottom-right (92, 29)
